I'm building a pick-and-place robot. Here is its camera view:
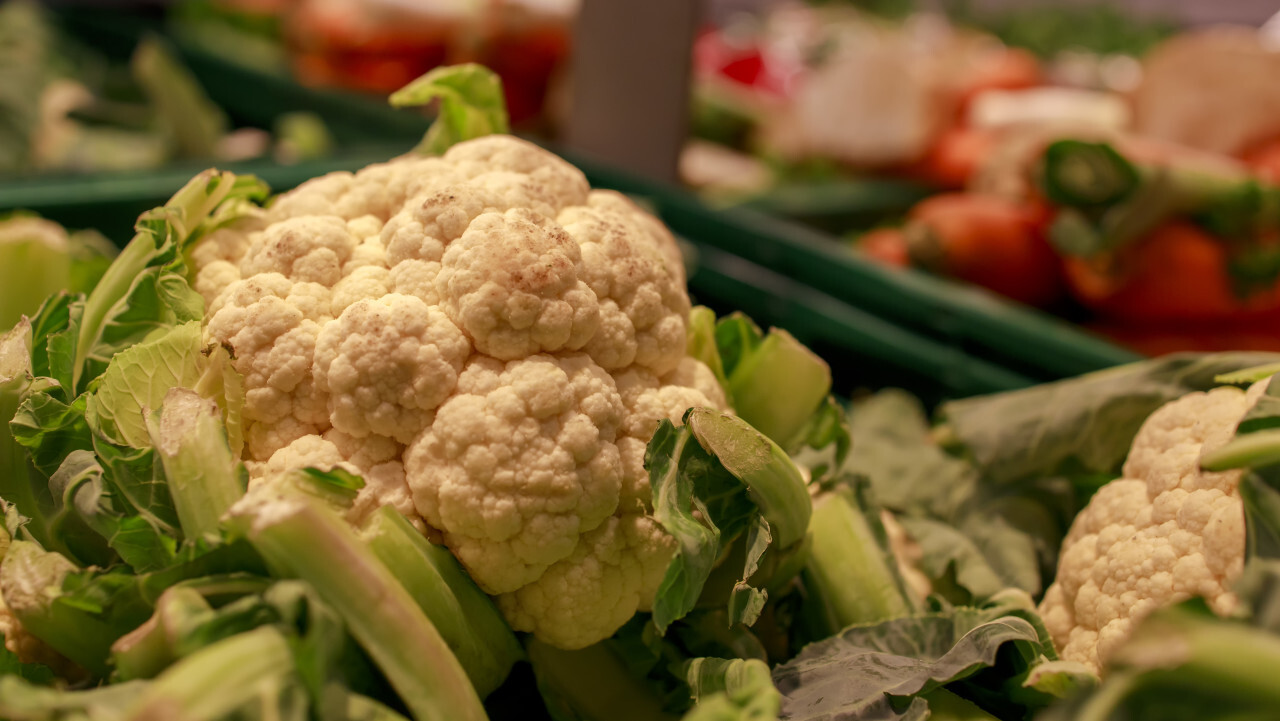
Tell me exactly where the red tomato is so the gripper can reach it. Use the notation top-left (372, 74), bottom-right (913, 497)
top-left (1243, 137), bottom-right (1280, 183)
top-left (908, 193), bottom-right (1064, 308)
top-left (914, 126), bottom-right (999, 189)
top-left (855, 228), bottom-right (911, 268)
top-left (1062, 222), bottom-right (1280, 323)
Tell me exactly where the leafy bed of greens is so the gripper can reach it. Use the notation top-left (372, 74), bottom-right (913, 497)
top-left (5, 63), bottom-right (1280, 721)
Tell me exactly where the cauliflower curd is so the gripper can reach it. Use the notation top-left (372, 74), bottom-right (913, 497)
top-left (193, 136), bottom-right (726, 648)
top-left (1038, 380), bottom-right (1264, 673)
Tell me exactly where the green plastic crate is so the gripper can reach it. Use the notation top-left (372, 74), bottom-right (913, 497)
top-left (48, 9), bottom-right (430, 151)
top-left (0, 7), bottom-right (1130, 397)
top-left (0, 156), bottom-right (1033, 406)
top-left (564, 157), bottom-right (1143, 382)
top-left (732, 178), bottom-right (934, 235)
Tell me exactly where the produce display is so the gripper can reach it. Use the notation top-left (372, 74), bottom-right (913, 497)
top-left (0, 0), bottom-right (333, 177)
top-left (170, 0), bottom-right (574, 128)
top-left (688, 2), bottom-right (1280, 356)
top-left (3, 62), bottom-right (1280, 721)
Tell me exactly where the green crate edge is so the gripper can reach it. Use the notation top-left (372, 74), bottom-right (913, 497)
top-left (1, 8), bottom-right (1138, 388)
top-left (566, 156), bottom-right (1143, 381)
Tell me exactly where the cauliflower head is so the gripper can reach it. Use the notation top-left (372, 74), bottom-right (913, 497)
top-left (194, 135), bottom-right (727, 648)
top-left (1038, 380), bottom-right (1265, 673)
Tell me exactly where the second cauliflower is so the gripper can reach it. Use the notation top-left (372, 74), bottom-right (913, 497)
top-left (1038, 380), bottom-right (1265, 673)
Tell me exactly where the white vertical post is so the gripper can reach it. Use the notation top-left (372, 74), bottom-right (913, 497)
top-left (565, 0), bottom-right (702, 182)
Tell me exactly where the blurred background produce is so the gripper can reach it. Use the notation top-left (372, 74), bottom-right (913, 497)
top-left (680, 1), bottom-right (1280, 356)
top-left (0, 0), bottom-right (336, 175)
top-left (4, 0), bottom-right (1280, 361)
top-left (3, 7), bottom-right (1280, 716)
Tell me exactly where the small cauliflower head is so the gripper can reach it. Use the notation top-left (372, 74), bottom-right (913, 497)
top-left (435, 208), bottom-right (600, 360)
top-left (1039, 381), bottom-right (1264, 674)
top-left (192, 134), bottom-right (726, 649)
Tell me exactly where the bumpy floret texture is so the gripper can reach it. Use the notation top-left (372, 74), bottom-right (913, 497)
top-left (314, 294), bottom-right (470, 443)
top-left (492, 357), bottom-right (727, 648)
top-left (405, 354), bottom-right (625, 594)
top-left (557, 192), bottom-right (691, 375)
top-left (1038, 381), bottom-right (1264, 674)
top-left (191, 135), bottom-right (725, 648)
top-left (253, 431), bottom-right (421, 531)
top-left (496, 514), bottom-right (676, 649)
top-left (205, 273), bottom-right (332, 460)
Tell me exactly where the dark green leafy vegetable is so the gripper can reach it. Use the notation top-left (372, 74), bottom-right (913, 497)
top-left (647, 408), bottom-right (811, 633)
top-left (773, 591), bottom-right (1078, 721)
top-left (938, 352), bottom-right (1280, 485)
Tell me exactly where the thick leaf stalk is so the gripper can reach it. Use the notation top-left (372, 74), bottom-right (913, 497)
top-left (648, 409), bottom-right (813, 632)
top-left (802, 486), bottom-right (914, 637)
top-left (526, 638), bottom-right (681, 721)
top-left (235, 494), bottom-right (488, 721)
top-left (360, 506), bottom-right (522, 697)
top-left (128, 625), bottom-right (301, 720)
top-left (723, 327), bottom-right (831, 450)
top-left (148, 387), bottom-right (245, 545)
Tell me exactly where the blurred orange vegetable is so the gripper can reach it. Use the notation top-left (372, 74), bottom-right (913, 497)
top-left (855, 228), bottom-right (911, 268)
top-left (1062, 221), bottom-right (1280, 323)
top-left (913, 126), bottom-right (999, 189)
top-left (1244, 137), bottom-right (1280, 184)
top-left (953, 47), bottom-right (1042, 116)
top-left (906, 193), bottom-right (1063, 308)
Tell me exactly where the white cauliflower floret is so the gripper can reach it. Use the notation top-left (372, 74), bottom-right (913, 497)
top-left (1039, 381), bottom-right (1264, 674)
top-left (558, 193), bottom-right (691, 375)
top-left (342, 215), bottom-right (389, 275)
top-left (389, 258), bottom-right (442, 307)
top-left (190, 222), bottom-right (263, 308)
top-left (584, 190), bottom-right (687, 286)
top-left (405, 353), bottom-right (625, 595)
top-left (239, 216), bottom-right (360, 287)
top-left (323, 428), bottom-right (401, 467)
top-left (313, 294), bottom-right (471, 443)
top-left (258, 433), bottom-right (422, 531)
top-left (206, 273), bottom-right (333, 459)
top-left (331, 266), bottom-right (393, 316)
top-left (259, 433), bottom-right (349, 477)
top-left (660, 356), bottom-right (730, 413)
top-left (268, 156), bottom-right (463, 222)
top-left (346, 460), bottom-right (419, 530)
top-left (379, 184), bottom-right (502, 306)
top-left (382, 185), bottom-right (493, 266)
top-left (444, 135), bottom-right (590, 215)
top-left (495, 359), bottom-right (723, 647)
top-left (435, 209), bottom-right (600, 360)
top-left (613, 360), bottom-right (730, 513)
top-left (497, 514), bottom-right (676, 649)
top-left (195, 261), bottom-right (244, 310)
